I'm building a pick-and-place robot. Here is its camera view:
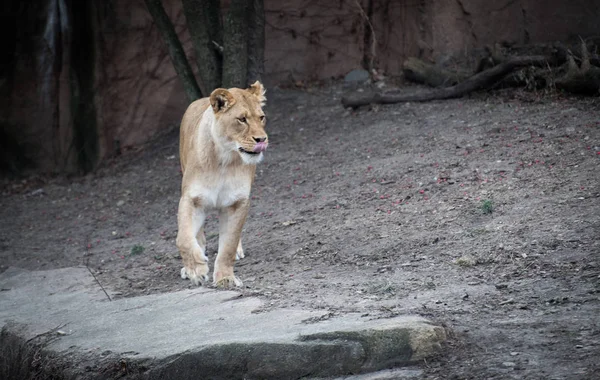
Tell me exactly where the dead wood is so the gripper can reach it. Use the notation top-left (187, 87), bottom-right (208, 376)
top-left (403, 57), bottom-right (467, 87)
top-left (475, 43), bottom-right (508, 73)
top-left (555, 41), bottom-right (600, 95)
top-left (145, 0), bottom-right (202, 101)
top-left (495, 41), bottom-right (600, 67)
top-left (342, 55), bottom-right (551, 108)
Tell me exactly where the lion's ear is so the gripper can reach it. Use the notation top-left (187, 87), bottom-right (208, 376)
top-left (210, 89), bottom-right (236, 113)
top-left (248, 81), bottom-right (266, 106)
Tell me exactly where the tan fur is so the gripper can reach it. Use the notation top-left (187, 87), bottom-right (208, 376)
top-left (177, 81), bottom-right (268, 287)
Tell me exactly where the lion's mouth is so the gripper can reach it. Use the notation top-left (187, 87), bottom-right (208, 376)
top-left (238, 148), bottom-right (260, 155)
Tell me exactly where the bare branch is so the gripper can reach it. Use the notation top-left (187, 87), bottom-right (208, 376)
top-left (144, 0), bottom-right (202, 101)
top-left (354, 0), bottom-right (377, 72)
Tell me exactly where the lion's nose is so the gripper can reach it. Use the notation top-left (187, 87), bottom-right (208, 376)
top-left (253, 136), bottom-right (267, 143)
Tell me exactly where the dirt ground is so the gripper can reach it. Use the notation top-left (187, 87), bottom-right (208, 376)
top-left (1, 84), bottom-right (599, 379)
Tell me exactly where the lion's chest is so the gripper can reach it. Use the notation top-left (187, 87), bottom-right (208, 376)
top-left (188, 171), bottom-right (252, 209)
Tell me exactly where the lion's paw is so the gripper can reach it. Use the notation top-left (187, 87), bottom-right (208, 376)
top-left (214, 275), bottom-right (243, 289)
top-left (180, 264), bottom-right (209, 286)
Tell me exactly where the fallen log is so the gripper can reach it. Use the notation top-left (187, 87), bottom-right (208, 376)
top-left (478, 42), bottom-right (600, 71)
top-left (555, 41), bottom-right (600, 95)
top-left (512, 42), bottom-right (600, 67)
top-left (342, 55), bottom-right (551, 108)
top-left (556, 66), bottom-right (600, 95)
top-left (402, 57), bottom-right (467, 87)
top-left (475, 43), bottom-right (508, 73)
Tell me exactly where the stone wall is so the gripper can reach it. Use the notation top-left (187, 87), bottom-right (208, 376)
top-left (1, 0), bottom-right (598, 173)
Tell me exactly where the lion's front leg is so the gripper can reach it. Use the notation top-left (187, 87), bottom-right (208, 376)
top-left (176, 196), bottom-right (209, 285)
top-left (213, 199), bottom-right (249, 288)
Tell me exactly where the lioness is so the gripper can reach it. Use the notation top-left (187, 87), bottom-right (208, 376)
top-left (177, 81), bottom-right (267, 287)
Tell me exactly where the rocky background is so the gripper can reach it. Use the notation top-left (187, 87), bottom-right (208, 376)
top-left (1, 0), bottom-right (598, 173)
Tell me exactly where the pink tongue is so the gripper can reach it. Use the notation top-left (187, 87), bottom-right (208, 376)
top-left (253, 142), bottom-right (268, 152)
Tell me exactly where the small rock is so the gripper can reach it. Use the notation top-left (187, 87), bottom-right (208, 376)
top-left (344, 68), bottom-right (370, 83)
top-left (27, 188), bottom-right (45, 197)
top-left (116, 200), bottom-right (125, 207)
top-left (499, 298), bottom-right (515, 305)
top-left (502, 361), bottom-right (516, 367)
top-left (455, 256), bottom-right (476, 267)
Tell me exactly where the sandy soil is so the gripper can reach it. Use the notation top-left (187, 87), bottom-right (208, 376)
top-left (1, 85), bottom-right (599, 379)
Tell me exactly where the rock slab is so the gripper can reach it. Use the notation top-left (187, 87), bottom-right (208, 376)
top-left (0, 267), bottom-right (446, 379)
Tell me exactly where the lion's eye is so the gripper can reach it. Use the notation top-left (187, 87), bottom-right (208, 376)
top-left (260, 115), bottom-right (265, 122)
top-left (238, 117), bottom-right (247, 124)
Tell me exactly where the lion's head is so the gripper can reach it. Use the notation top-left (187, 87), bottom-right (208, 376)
top-left (209, 81), bottom-right (268, 165)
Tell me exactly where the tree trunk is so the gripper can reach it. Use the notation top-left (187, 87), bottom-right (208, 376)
top-left (222, 0), bottom-right (249, 88)
top-left (181, 0), bottom-right (222, 94)
top-left (342, 55), bottom-right (551, 108)
top-left (246, 0), bottom-right (265, 85)
top-left (69, 0), bottom-right (99, 173)
top-left (144, 0), bottom-right (201, 101)
top-left (361, 0), bottom-right (375, 72)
